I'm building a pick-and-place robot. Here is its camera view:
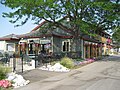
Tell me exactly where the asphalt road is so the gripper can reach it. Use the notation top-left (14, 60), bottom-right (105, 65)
top-left (15, 55), bottom-right (120, 90)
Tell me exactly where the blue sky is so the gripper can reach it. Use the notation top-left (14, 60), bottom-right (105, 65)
top-left (0, 4), bottom-right (37, 37)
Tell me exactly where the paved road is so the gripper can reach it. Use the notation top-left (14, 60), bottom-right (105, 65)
top-left (19, 69), bottom-right (64, 83)
top-left (15, 55), bottom-right (120, 90)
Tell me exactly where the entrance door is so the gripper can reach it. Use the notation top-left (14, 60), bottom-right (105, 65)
top-left (29, 43), bottom-right (34, 54)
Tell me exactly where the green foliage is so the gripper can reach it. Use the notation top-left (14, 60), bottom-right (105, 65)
top-left (0, 0), bottom-right (119, 54)
top-left (0, 0), bottom-right (119, 34)
top-left (0, 0), bottom-right (119, 50)
top-left (0, 65), bottom-right (11, 80)
top-left (112, 27), bottom-right (120, 43)
top-left (60, 57), bottom-right (74, 69)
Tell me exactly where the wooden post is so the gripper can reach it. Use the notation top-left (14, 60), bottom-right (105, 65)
top-left (91, 45), bottom-right (93, 58)
top-left (88, 45), bottom-right (90, 58)
top-left (92, 45), bottom-right (94, 58)
top-left (96, 47), bottom-right (98, 57)
top-left (94, 46), bottom-right (96, 57)
top-left (84, 45), bottom-right (86, 58)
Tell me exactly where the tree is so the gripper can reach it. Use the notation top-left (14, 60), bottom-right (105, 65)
top-left (0, 0), bottom-right (120, 52)
top-left (112, 27), bottom-right (120, 43)
top-left (112, 27), bottom-right (120, 52)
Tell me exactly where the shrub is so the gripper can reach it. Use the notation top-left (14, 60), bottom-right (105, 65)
top-left (60, 57), bottom-right (74, 69)
top-left (0, 65), bottom-right (11, 80)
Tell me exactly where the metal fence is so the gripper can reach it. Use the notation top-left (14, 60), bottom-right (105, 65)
top-left (0, 51), bottom-right (81, 73)
top-left (0, 54), bottom-right (39, 73)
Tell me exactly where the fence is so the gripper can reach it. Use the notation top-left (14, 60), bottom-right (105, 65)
top-left (0, 54), bottom-right (39, 73)
top-left (0, 51), bottom-right (82, 73)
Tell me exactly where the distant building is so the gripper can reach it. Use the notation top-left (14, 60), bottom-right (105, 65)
top-left (0, 34), bottom-right (20, 55)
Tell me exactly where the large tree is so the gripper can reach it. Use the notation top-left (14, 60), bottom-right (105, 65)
top-left (112, 27), bottom-right (120, 52)
top-left (112, 27), bottom-right (120, 43)
top-left (0, 0), bottom-right (120, 52)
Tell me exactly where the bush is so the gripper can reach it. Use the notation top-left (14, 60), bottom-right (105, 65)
top-left (60, 57), bottom-right (74, 69)
top-left (0, 65), bottom-right (11, 80)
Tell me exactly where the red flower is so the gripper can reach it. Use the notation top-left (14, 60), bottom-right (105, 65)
top-left (0, 80), bottom-right (12, 88)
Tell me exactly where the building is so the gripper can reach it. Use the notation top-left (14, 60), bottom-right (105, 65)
top-left (0, 20), bottom-right (112, 59)
top-left (0, 34), bottom-right (20, 56)
top-left (83, 30), bottom-right (112, 59)
top-left (16, 21), bottom-right (74, 58)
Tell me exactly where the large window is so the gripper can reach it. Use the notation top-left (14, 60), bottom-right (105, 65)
top-left (6, 44), bottom-right (14, 51)
top-left (40, 40), bottom-right (51, 53)
top-left (62, 40), bottom-right (70, 52)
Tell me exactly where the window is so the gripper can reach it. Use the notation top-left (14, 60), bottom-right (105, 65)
top-left (62, 41), bottom-right (70, 52)
top-left (6, 44), bottom-right (14, 51)
top-left (40, 40), bottom-right (51, 52)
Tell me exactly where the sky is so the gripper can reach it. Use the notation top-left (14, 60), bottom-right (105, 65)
top-left (0, 4), bottom-right (37, 37)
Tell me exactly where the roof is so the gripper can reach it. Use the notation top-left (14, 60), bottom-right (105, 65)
top-left (31, 21), bottom-right (46, 32)
top-left (101, 31), bottom-right (111, 36)
top-left (17, 28), bottom-right (73, 39)
top-left (0, 34), bottom-right (20, 41)
top-left (0, 20), bottom-right (73, 40)
top-left (82, 35), bottom-right (100, 43)
top-left (17, 20), bottom-right (73, 39)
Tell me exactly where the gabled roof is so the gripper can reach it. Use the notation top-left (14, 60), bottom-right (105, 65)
top-left (17, 28), bottom-right (73, 39)
top-left (31, 21), bottom-right (46, 32)
top-left (17, 20), bottom-right (73, 39)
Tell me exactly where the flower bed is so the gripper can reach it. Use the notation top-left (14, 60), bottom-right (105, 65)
top-left (0, 80), bottom-right (12, 89)
top-left (39, 58), bottom-right (95, 72)
top-left (0, 73), bottom-right (30, 89)
top-left (74, 58), bottom-right (95, 66)
top-left (7, 73), bottom-right (30, 88)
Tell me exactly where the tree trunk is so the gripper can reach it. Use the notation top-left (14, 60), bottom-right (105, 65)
top-left (71, 36), bottom-right (81, 58)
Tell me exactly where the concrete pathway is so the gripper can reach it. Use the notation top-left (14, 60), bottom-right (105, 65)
top-left (14, 55), bottom-right (120, 90)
